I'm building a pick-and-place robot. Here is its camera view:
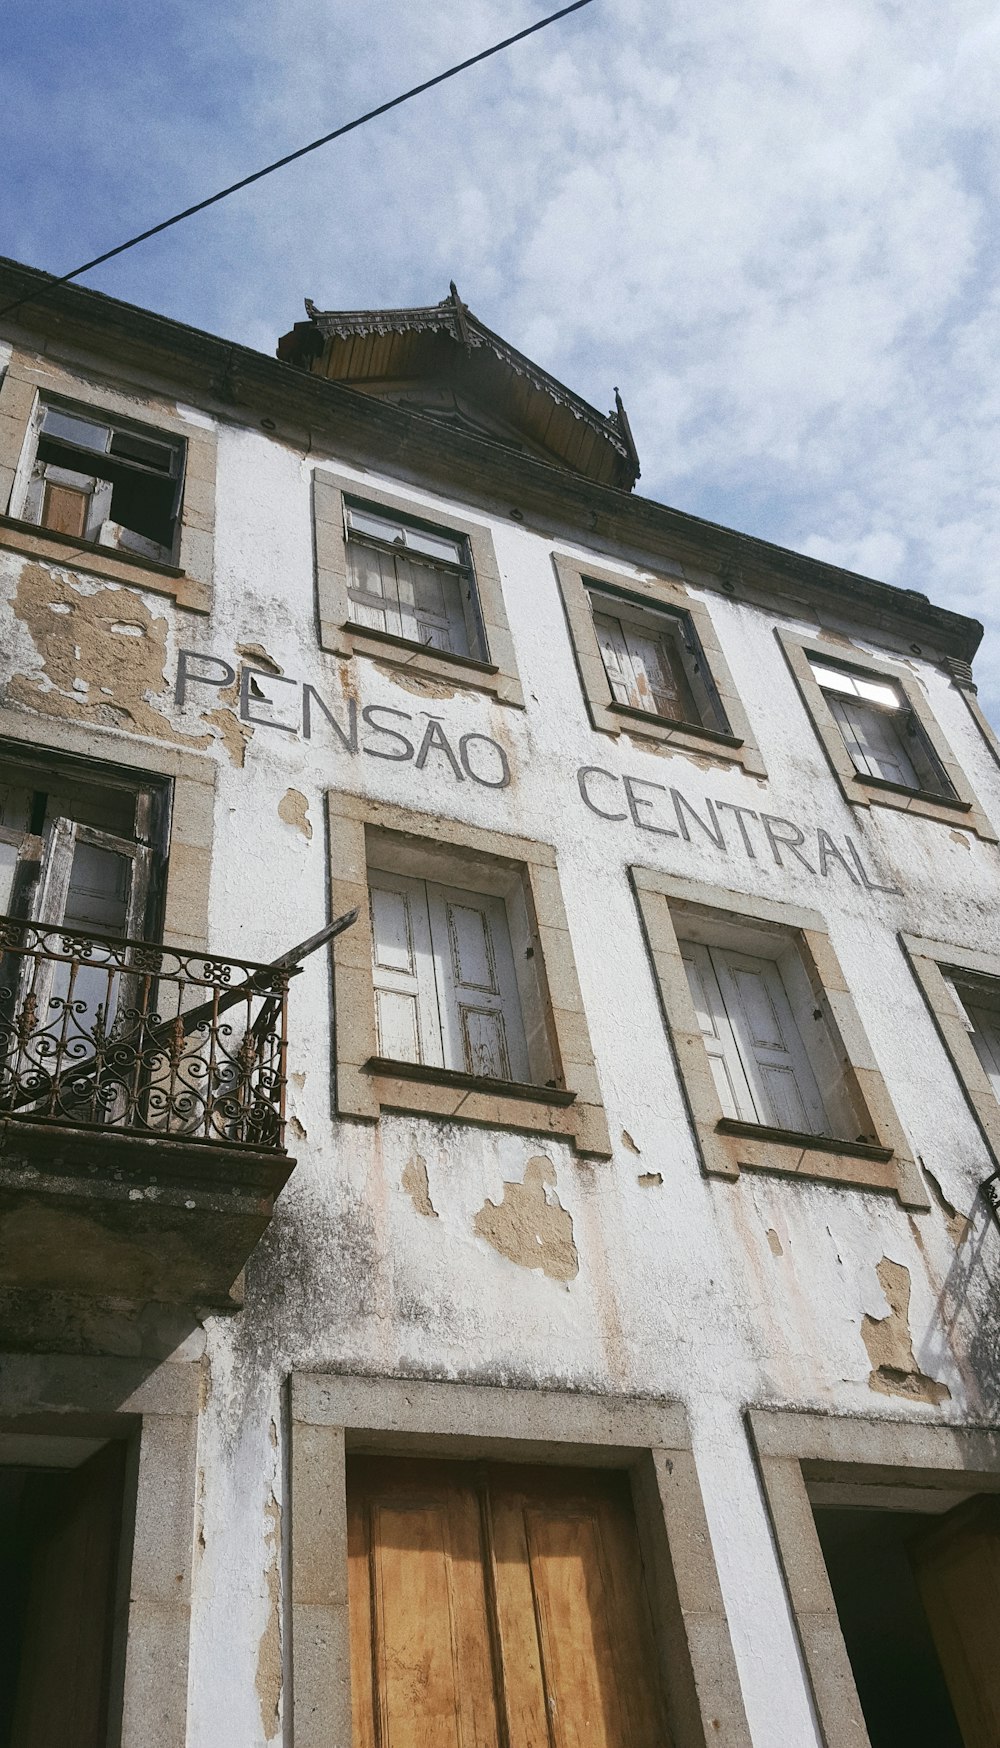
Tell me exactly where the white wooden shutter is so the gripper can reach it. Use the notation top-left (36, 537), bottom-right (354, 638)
top-left (965, 1002), bottom-right (1000, 1102)
top-left (712, 948), bottom-right (831, 1134)
top-left (828, 695), bottom-right (919, 787)
top-left (346, 543), bottom-right (403, 637)
top-left (592, 613), bottom-right (636, 705)
top-left (395, 554), bottom-right (470, 655)
top-left (593, 611), bottom-right (691, 719)
top-left (680, 940), bottom-right (757, 1121)
top-left (425, 883), bottom-right (530, 1082)
top-left (368, 872), bottom-right (444, 1067)
top-left (0, 787), bottom-right (40, 917)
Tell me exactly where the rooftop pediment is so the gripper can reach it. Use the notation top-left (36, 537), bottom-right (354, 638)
top-left (277, 283), bottom-right (639, 490)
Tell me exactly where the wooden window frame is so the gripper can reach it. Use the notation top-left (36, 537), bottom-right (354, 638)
top-left (631, 865), bottom-right (928, 1207)
top-left (0, 1352), bottom-right (202, 1748)
top-left (778, 629), bottom-right (996, 841)
top-left (747, 1406), bottom-right (1000, 1748)
top-left (290, 1371), bottom-right (752, 1748)
top-left (553, 553), bottom-right (766, 774)
top-left (902, 931), bottom-right (1000, 1171)
top-left (0, 350), bottom-right (216, 613)
top-left (313, 468), bottom-right (525, 706)
top-left (327, 792), bottom-right (610, 1157)
top-left (0, 710), bottom-right (216, 956)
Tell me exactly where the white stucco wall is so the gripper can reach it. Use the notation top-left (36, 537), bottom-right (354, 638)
top-left (3, 395), bottom-right (999, 1747)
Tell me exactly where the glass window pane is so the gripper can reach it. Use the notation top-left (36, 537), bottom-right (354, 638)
top-left (40, 408), bottom-right (111, 453)
top-left (809, 662), bottom-right (858, 696)
top-left (854, 676), bottom-right (902, 709)
top-left (403, 527), bottom-right (464, 565)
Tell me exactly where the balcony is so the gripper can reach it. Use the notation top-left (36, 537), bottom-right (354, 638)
top-left (0, 917), bottom-right (297, 1306)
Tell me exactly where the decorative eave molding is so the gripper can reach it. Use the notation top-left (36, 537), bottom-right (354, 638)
top-left (303, 283), bottom-right (637, 472)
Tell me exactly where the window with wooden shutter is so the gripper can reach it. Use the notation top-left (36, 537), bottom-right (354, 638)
top-left (20, 400), bottom-right (185, 564)
top-left (345, 503), bottom-right (484, 659)
top-left (808, 659), bottom-right (955, 797)
top-left (679, 939), bottom-right (833, 1135)
top-left (369, 871), bottom-right (530, 1083)
top-left (587, 589), bottom-right (727, 731)
top-left (347, 1457), bottom-right (670, 1748)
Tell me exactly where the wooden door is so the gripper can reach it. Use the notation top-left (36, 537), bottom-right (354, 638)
top-left (348, 1457), bottom-right (670, 1748)
top-left (910, 1496), bottom-right (1000, 1748)
top-left (10, 1441), bottom-right (127, 1748)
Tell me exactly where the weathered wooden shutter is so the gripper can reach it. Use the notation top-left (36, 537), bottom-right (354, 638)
top-left (828, 695), bottom-right (919, 787)
top-left (348, 1457), bottom-right (670, 1748)
top-left (680, 940), bottom-right (757, 1121)
top-left (712, 947), bottom-right (830, 1134)
top-left (368, 871), bottom-right (444, 1068)
top-left (426, 882), bottom-right (529, 1081)
top-left (395, 553), bottom-right (470, 655)
top-left (593, 611), bottom-right (696, 722)
top-left (0, 786), bottom-right (42, 918)
top-left (346, 542), bottom-right (404, 637)
top-left (909, 1496), bottom-right (1000, 1748)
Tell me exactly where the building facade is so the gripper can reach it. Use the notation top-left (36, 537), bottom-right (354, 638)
top-left (1, 254), bottom-right (999, 1748)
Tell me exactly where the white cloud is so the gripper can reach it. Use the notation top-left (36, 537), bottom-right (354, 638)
top-left (4, 0), bottom-right (1000, 712)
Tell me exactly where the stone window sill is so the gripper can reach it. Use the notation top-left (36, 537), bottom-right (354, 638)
top-left (0, 514), bottom-right (210, 611)
top-left (607, 700), bottom-right (744, 749)
top-left (716, 1117), bottom-right (893, 1163)
top-left (365, 1056), bottom-right (577, 1106)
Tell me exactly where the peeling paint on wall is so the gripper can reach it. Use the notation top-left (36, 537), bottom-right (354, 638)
top-left (473, 1156), bottom-right (578, 1281)
top-left (402, 1155), bottom-right (438, 1218)
top-left (861, 1258), bottom-right (951, 1404)
top-left (7, 563), bottom-right (208, 745)
top-left (638, 1172), bottom-right (663, 1188)
top-left (621, 1130), bottom-right (641, 1155)
top-left (278, 788), bottom-right (312, 840)
top-left (256, 1493), bottom-right (282, 1741)
top-left (766, 1228), bottom-right (784, 1256)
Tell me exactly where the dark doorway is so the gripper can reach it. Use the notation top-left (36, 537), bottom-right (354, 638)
top-left (0, 1443), bottom-right (128, 1748)
top-left (813, 1505), bottom-right (965, 1748)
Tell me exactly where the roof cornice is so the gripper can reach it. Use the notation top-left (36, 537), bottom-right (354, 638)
top-left (0, 257), bottom-right (982, 663)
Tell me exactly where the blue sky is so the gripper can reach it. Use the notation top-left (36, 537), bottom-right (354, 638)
top-left (4, 0), bottom-right (1000, 718)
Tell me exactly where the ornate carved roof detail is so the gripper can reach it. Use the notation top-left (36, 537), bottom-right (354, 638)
top-left (278, 284), bottom-right (640, 490)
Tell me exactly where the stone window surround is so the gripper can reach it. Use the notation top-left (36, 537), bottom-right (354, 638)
top-left (748, 1406), bottom-right (1000, 1748)
top-left (552, 551), bottom-right (766, 775)
top-left (0, 706), bottom-right (216, 955)
top-left (0, 347), bottom-right (216, 614)
top-left (902, 930), bottom-right (1000, 1170)
top-left (0, 1352), bottom-right (202, 1748)
top-left (290, 1371), bottom-right (752, 1748)
top-left (630, 865), bottom-right (928, 1208)
top-left (313, 467), bottom-right (525, 707)
top-left (778, 628), bottom-right (996, 842)
top-left (327, 790), bottom-right (611, 1157)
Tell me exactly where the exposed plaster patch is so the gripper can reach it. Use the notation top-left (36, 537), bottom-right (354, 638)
top-left (766, 1228), bottom-right (784, 1256)
top-left (238, 641), bottom-right (283, 674)
top-left (923, 1162), bottom-right (972, 1248)
top-left (402, 1155), bottom-right (438, 1218)
top-left (256, 1494), bottom-right (282, 1741)
top-left (7, 564), bottom-right (210, 747)
top-left (637, 1172), bottom-right (662, 1188)
top-left (203, 692), bottom-right (253, 767)
top-left (278, 787), bottom-right (312, 840)
top-left (473, 1156), bottom-right (578, 1281)
top-left (861, 1258), bottom-right (951, 1404)
top-left (949, 830), bottom-right (972, 850)
top-left (373, 661), bottom-right (458, 700)
top-left (621, 1129), bottom-right (641, 1154)
top-left (289, 1116), bottom-right (307, 1142)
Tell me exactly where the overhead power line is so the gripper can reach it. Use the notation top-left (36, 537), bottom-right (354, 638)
top-left (0, 0), bottom-right (595, 324)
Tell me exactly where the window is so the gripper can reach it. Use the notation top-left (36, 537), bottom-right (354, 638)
top-left (808, 659), bottom-right (953, 796)
top-left (779, 631), bottom-right (995, 840)
top-left (553, 554), bottom-right (765, 773)
top-left (20, 400), bottom-right (185, 565)
top-left (0, 351), bottom-right (217, 609)
top-left (903, 935), bottom-right (1000, 1178)
top-left (681, 939), bottom-right (847, 1139)
top-left (370, 871), bottom-right (530, 1082)
top-left (590, 588), bottom-right (728, 732)
top-left (632, 867), bottom-right (927, 1205)
top-left (313, 470), bottom-right (525, 706)
top-left (327, 794), bottom-right (611, 1156)
top-left (345, 503), bottom-right (485, 659)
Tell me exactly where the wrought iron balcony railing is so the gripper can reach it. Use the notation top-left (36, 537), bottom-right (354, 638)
top-left (0, 917), bottom-right (290, 1151)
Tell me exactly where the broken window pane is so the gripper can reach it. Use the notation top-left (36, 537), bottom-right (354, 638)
top-left (23, 399), bottom-right (185, 564)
